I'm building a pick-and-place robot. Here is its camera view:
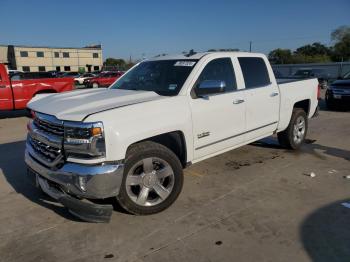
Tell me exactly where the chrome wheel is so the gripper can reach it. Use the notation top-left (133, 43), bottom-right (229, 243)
top-left (125, 157), bottom-right (174, 207)
top-left (293, 116), bottom-right (306, 144)
top-left (92, 83), bottom-right (98, 88)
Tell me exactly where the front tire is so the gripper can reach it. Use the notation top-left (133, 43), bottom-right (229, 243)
top-left (92, 82), bottom-right (99, 88)
top-left (277, 108), bottom-right (308, 150)
top-left (117, 141), bottom-right (184, 215)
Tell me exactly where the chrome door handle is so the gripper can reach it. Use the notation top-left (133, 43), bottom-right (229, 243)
top-left (270, 92), bottom-right (279, 97)
top-left (233, 99), bottom-right (245, 104)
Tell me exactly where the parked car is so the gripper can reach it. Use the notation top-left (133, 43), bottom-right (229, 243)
top-left (11, 71), bottom-right (56, 80)
top-left (25, 52), bottom-right (319, 222)
top-left (55, 72), bottom-right (66, 78)
top-left (8, 69), bottom-right (23, 77)
top-left (59, 72), bottom-right (81, 78)
top-left (74, 73), bottom-right (96, 85)
top-left (85, 71), bottom-right (124, 88)
top-left (325, 71), bottom-right (350, 110)
top-left (0, 63), bottom-right (74, 110)
top-left (47, 70), bottom-right (60, 78)
top-left (293, 68), bottom-right (330, 89)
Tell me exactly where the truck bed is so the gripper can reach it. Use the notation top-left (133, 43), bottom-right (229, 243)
top-left (277, 77), bottom-right (319, 132)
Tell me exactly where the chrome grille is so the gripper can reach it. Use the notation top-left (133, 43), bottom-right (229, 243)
top-left (28, 136), bottom-right (61, 163)
top-left (34, 115), bottom-right (64, 137)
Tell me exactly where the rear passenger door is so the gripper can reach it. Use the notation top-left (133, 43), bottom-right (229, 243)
top-left (237, 57), bottom-right (279, 141)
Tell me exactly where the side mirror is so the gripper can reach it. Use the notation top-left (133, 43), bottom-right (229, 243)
top-left (195, 80), bottom-right (226, 97)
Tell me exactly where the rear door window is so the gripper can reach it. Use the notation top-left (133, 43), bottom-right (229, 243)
top-left (238, 57), bottom-right (270, 89)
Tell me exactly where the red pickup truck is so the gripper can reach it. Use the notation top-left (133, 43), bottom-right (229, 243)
top-left (85, 71), bottom-right (124, 88)
top-left (0, 64), bottom-right (74, 110)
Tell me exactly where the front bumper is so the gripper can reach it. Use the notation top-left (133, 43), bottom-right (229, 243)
top-left (30, 171), bottom-right (114, 223)
top-left (326, 91), bottom-right (350, 105)
top-left (25, 145), bottom-right (124, 222)
top-left (25, 147), bottom-right (124, 199)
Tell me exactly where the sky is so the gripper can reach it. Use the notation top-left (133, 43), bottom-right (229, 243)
top-left (0, 0), bottom-right (349, 60)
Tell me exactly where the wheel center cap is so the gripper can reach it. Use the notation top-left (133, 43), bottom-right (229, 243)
top-left (142, 172), bottom-right (157, 187)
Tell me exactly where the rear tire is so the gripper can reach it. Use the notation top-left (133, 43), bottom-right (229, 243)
top-left (117, 141), bottom-right (184, 215)
top-left (277, 108), bottom-right (308, 150)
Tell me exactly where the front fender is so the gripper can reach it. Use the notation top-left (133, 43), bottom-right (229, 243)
top-left (85, 96), bottom-right (194, 162)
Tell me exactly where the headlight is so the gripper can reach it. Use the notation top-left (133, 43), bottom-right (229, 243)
top-left (64, 121), bottom-right (106, 158)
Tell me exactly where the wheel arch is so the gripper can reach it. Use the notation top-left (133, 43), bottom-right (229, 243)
top-left (127, 131), bottom-right (188, 168)
top-left (293, 99), bottom-right (310, 116)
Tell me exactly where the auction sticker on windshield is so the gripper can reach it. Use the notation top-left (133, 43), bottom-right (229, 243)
top-left (174, 61), bottom-right (196, 67)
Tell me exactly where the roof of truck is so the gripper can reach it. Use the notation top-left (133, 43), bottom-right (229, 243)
top-left (149, 51), bottom-right (263, 61)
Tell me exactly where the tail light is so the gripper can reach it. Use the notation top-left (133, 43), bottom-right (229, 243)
top-left (317, 84), bottom-right (321, 100)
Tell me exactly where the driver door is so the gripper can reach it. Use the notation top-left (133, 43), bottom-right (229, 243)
top-left (190, 57), bottom-right (246, 160)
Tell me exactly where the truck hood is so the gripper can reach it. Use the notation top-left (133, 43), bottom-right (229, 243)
top-left (27, 89), bottom-right (164, 121)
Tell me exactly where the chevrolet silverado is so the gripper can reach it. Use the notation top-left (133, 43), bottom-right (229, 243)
top-left (25, 52), bottom-right (319, 222)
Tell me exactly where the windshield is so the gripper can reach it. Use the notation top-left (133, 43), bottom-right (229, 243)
top-left (110, 60), bottom-right (198, 96)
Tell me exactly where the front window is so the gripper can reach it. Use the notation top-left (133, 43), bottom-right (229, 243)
top-left (36, 51), bottom-right (44, 58)
top-left (22, 66), bottom-right (30, 72)
top-left (110, 60), bottom-right (198, 96)
top-left (20, 51), bottom-right (28, 57)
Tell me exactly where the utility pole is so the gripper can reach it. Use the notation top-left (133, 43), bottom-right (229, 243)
top-left (249, 41), bottom-right (252, 52)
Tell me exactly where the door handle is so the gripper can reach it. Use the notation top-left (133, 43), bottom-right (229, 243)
top-left (233, 99), bottom-right (245, 104)
top-left (270, 92), bottom-right (279, 97)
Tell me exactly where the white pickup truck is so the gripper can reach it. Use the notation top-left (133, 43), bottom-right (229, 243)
top-left (25, 52), bottom-right (319, 222)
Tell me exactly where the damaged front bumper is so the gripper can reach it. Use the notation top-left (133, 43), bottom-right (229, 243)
top-left (25, 147), bottom-right (124, 223)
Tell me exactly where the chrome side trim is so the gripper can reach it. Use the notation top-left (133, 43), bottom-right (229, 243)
top-left (195, 122), bottom-right (278, 150)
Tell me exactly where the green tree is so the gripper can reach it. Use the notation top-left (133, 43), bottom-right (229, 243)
top-left (294, 42), bottom-right (331, 57)
top-left (331, 25), bottom-right (350, 42)
top-left (268, 48), bottom-right (293, 64)
top-left (104, 58), bottom-right (127, 68)
top-left (331, 25), bottom-right (350, 62)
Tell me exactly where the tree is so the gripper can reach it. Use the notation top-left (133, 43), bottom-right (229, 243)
top-left (331, 25), bottom-right (350, 62)
top-left (104, 58), bottom-right (135, 71)
top-left (268, 48), bottom-right (293, 64)
top-left (104, 58), bottom-right (127, 68)
top-left (331, 25), bottom-right (350, 42)
top-left (294, 42), bottom-right (331, 57)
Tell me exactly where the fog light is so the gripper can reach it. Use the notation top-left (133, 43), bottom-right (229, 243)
top-left (78, 176), bottom-right (87, 192)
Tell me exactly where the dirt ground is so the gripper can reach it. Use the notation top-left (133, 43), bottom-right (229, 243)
top-left (0, 96), bottom-right (349, 262)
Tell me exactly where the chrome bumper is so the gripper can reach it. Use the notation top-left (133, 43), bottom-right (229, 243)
top-left (25, 143), bottom-right (124, 199)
